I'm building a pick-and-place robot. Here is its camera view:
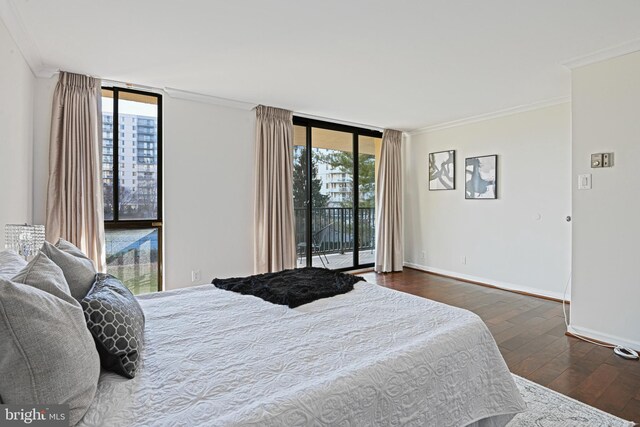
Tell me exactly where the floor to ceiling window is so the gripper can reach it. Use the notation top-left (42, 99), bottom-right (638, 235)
top-left (101, 87), bottom-right (162, 294)
top-left (293, 117), bottom-right (381, 271)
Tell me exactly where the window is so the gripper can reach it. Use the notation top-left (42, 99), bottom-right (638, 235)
top-left (101, 87), bottom-right (163, 295)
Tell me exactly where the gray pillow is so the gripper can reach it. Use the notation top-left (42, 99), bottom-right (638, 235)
top-left (0, 250), bottom-right (27, 279)
top-left (0, 278), bottom-right (101, 426)
top-left (41, 239), bottom-right (97, 301)
top-left (82, 274), bottom-right (145, 379)
top-left (12, 251), bottom-right (73, 302)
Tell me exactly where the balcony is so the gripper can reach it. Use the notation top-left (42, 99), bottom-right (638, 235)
top-left (136, 128), bottom-right (156, 135)
top-left (294, 207), bottom-right (375, 269)
top-left (105, 228), bottom-right (159, 295)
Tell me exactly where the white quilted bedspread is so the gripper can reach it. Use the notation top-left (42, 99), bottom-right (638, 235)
top-left (78, 282), bottom-right (525, 427)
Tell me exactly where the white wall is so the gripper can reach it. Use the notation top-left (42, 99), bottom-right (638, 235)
top-left (0, 19), bottom-right (34, 248)
top-left (570, 52), bottom-right (640, 350)
top-left (404, 103), bottom-right (571, 299)
top-left (163, 97), bottom-right (255, 289)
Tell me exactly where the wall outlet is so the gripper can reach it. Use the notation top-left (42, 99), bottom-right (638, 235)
top-left (191, 270), bottom-right (201, 283)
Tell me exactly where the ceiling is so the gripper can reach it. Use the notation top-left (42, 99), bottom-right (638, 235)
top-left (3, 0), bottom-right (640, 131)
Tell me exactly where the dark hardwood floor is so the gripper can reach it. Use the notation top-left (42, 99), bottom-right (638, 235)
top-left (358, 268), bottom-right (640, 423)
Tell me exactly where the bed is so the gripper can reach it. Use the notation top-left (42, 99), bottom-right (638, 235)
top-left (77, 280), bottom-right (525, 426)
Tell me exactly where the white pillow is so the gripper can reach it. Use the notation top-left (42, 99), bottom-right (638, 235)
top-left (0, 250), bottom-right (27, 279)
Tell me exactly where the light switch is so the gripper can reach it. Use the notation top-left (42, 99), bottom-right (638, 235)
top-left (578, 174), bottom-right (592, 190)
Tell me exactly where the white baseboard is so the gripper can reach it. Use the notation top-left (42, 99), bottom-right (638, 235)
top-left (567, 325), bottom-right (640, 352)
top-left (347, 267), bottom-right (374, 275)
top-left (403, 262), bottom-right (568, 302)
top-left (402, 263), bottom-right (640, 351)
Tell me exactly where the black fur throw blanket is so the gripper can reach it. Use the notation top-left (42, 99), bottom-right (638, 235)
top-left (212, 267), bottom-right (365, 308)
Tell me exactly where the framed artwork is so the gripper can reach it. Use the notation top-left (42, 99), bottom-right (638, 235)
top-left (428, 150), bottom-right (455, 190)
top-left (465, 155), bottom-right (497, 199)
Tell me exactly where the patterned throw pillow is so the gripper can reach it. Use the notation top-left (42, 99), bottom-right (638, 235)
top-left (82, 274), bottom-right (145, 379)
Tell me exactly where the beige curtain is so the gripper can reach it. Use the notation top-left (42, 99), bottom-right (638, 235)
top-left (254, 105), bottom-right (296, 273)
top-left (375, 129), bottom-right (403, 272)
top-left (45, 71), bottom-right (106, 272)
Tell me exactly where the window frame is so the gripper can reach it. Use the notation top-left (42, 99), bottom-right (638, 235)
top-left (102, 86), bottom-right (163, 292)
top-left (292, 116), bottom-right (382, 271)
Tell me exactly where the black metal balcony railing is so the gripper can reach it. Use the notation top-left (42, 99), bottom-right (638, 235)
top-left (105, 229), bottom-right (159, 295)
top-left (295, 207), bottom-right (375, 255)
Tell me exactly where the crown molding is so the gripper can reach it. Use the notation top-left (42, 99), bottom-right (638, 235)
top-left (293, 111), bottom-right (385, 133)
top-left (164, 89), bottom-right (389, 135)
top-left (164, 87), bottom-right (256, 110)
top-left (34, 66), bottom-right (58, 78)
top-left (408, 95), bottom-right (570, 136)
top-left (563, 37), bottom-right (640, 69)
top-left (0, 0), bottom-right (52, 77)
top-left (101, 79), bottom-right (163, 94)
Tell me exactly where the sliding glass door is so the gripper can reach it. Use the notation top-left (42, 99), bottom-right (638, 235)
top-left (293, 117), bottom-right (381, 271)
top-left (101, 87), bottom-right (162, 294)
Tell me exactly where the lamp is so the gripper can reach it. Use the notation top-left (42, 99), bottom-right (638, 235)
top-left (4, 224), bottom-right (45, 260)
